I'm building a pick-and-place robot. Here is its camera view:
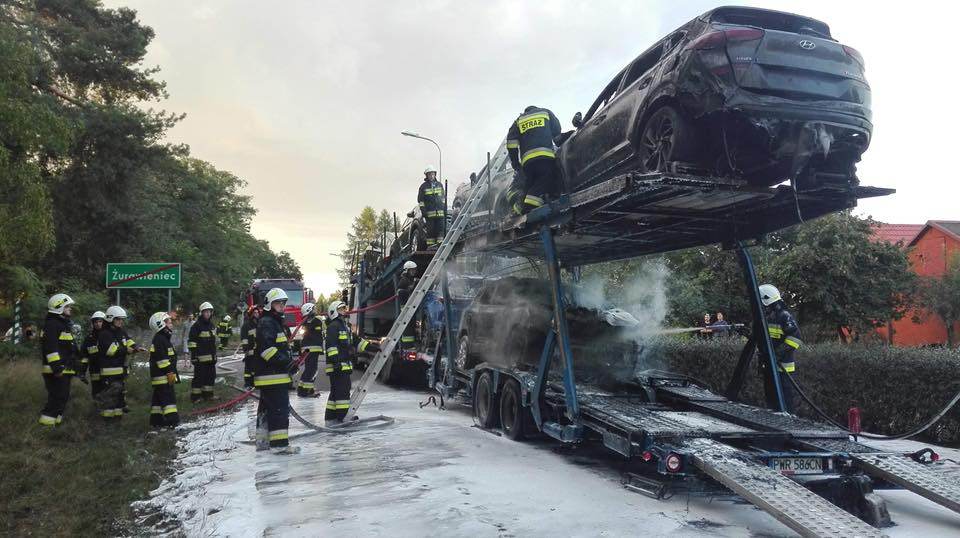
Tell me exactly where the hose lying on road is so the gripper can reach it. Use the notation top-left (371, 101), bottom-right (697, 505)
top-left (785, 373), bottom-right (960, 441)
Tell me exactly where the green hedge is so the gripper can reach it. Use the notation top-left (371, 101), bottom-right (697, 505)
top-left (651, 339), bottom-right (960, 445)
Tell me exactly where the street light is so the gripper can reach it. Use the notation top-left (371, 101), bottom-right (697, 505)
top-left (401, 130), bottom-right (442, 189)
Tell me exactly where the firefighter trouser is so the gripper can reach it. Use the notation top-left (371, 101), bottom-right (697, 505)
top-left (150, 384), bottom-right (180, 428)
top-left (191, 358), bottom-right (216, 401)
top-left (425, 214), bottom-right (445, 247)
top-left (219, 336), bottom-right (229, 350)
top-left (257, 386), bottom-right (290, 447)
top-left (761, 360), bottom-right (795, 413)
top-left (519, 157), bottom-right (561, 213)
top-left (97, 377), bottom-right (125, 419)
top-left (297, 351), bottom-right (320, 396)
top-left (325, 359), bottom-right (353, 421)
top-left (400, 323), bottom-right (416, 352)
top-left (90, 371), bottom-right (103, 399)
top-left (39, 374), bottom-right (71, 426)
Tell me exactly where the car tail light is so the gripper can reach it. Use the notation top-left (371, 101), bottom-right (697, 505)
top-left (689, 27), bottom-right (764, 50)
top-left (641, 451), bottom-right (654, 462)
top-left (406, 351), bottom-right (418, 361)
top-left (665, 453), bottom-right (683, 473)
top-left (842, 45), bottom-right (865, 69)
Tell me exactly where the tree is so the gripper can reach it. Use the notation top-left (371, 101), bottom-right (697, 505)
top-left (917, 254), bottom-right (960, 347)
top-left (336, 206), bottom-right (395, 286)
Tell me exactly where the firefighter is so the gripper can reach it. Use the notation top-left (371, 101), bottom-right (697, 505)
top-left (506, 105), bottom-right (563, 214)
top-left (418, 165), bottom-right (445, 249)
top-left (188, 302), bottom-right (218, 402)
top-left (324, 301), bottom-right (380, 422)
top-left (240, 305), bottom-right (261, 389)
top-left (758, 284), bottom-right (803, 413)
top-left (217, 314), bottom-right (232, 350)
top-left (96, 306), bottom-right (135, 420)
top-left (254, 288), bottom-right (298, 454)
top-left (397, 261), bottom-right (418, 352)
top-left (297, 302), bottom-right (325, 398)
top-left (82, 311), bottom-right (107, 399)
top-left (148, 312), bottom-right (180, 428)
top-left (38, 293), bottom-right (77, 426)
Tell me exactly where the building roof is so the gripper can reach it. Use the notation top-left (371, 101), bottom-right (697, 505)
top-left (908, 220), bottom-right (960, 247)
top-left (872, 223), bottom-right (923, 246)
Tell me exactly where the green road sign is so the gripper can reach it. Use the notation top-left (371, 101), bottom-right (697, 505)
top-left (106, 263), bottom-right (181, 289)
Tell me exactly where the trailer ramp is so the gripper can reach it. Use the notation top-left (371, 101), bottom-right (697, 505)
top-left (684, 438), bottom-right (886, 538)
top-left (854, 453), bottom-right (960, 515)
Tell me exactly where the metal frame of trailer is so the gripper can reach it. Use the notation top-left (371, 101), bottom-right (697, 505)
top-left (422, 171), bottom-right (960, 537)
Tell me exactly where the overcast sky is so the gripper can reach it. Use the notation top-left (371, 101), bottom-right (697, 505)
top-left (107, 0), bottom-right (959, 295)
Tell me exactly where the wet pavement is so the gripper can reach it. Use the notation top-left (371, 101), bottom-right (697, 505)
top-left (135, 372), bottom-right (960, 537)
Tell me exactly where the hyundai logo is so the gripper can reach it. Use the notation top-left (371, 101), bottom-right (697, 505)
top-left (798, 40), bottom-right (816, 50)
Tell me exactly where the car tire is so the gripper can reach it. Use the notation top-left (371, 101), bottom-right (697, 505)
top-left (410, 226), bottom-right (426, 253)
top-left (473, 371), bottom-right (499, 429)
top-left (637, 104), bottom-right (696, 173)
top-left (499, 378), bottom-right (530, 441)
top-left (455, 333), bottom-right (472, 372)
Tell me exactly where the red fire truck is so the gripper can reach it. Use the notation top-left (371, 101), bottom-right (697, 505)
top-left (244, 278), bottom-right (313, 327)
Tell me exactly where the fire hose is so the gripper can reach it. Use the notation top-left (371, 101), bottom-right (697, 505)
top-left (344, 294), bottom-right (397, 315)
top-left (785, 373), bottom-right (960, 441)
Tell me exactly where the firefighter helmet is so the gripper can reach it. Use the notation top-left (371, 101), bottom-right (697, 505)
top-left (301, 302), bottom-right (315, 318)
top-left (403, 261), bottom-right (417, 271)
top-left (758, 284), bottom-right (782, 306)
top-left (148, 311), bottom-right (171, 332)
top-left (199, 301), bottom-right (214, 312)
top-left (105, 305), bottom-right (127, 321)
top-left (47, 293), bottom-right (75, 314)
top-left (424, 165), bottom-right (436, 175)
top-left (223, 314), bottom-right (232, 322)
top-left (327, 300), bottom-right (346, 320)
top-left (264, 288), bottom-right (288, 306)
top-left (90, 311), bottom-right (106, 321)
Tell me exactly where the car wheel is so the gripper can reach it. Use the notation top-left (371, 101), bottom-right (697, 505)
top-left (499, 378), bottom-right (530, 441)
top-left (410, 226), bottom-right (425, 253)
top-left (638, 105), bottom-right (695, 173)
top-left (473, 371), bottom-right (499, 428)
top-left (455, 333), bottom-right (471, 371)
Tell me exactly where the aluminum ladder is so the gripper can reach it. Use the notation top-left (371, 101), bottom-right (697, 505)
top-left (344, 176), bottom-right (489, 421)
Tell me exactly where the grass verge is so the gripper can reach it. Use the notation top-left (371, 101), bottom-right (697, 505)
top-left (0, 352), bottom-right (231, 535)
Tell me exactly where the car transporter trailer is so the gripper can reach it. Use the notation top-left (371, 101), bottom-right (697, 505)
top-left (347, 166), bottom-right (959, 538)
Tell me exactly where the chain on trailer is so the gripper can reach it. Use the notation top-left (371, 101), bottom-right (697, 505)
top-left (344, 170), bottom-right (490, 422)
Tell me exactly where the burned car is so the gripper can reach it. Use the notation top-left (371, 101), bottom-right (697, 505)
top-left (557, 6), bottom-right (871, 189)
top-left (454, 277), bottom-right (644, 384)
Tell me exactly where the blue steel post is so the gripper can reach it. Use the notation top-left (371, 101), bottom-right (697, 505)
top-left (356, 258), bottom-right (368, 332)
top-left (440, 268), bottom-right (456, 385)
top-left (736, 241), bottom-right (787, 413)
top-left (530, 329), bottom-right (556, 429)
top-left (539, 226), bottom-right (581, 422)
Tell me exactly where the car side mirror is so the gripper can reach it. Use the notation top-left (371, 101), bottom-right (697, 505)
top-left (406, 211), bottom-right (415, 218)
top-left (572, 112), bottom-right (583, 128)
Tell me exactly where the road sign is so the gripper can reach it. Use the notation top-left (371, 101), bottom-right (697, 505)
top-left (106, 263), bottom-right (181, 289)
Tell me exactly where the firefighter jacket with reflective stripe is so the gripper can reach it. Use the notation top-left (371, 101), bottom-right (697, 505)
top-left (324, 317), bottom-right (355, 374)
top-left (253, 311), bottom-right (292, 386)
top-left (397, 274), bottom-right (416, 306)
top-left (96, 325), bottom-right (129, 378)
top-left (40, 313), bottom-right (77, 375)
top-left (301, 316), bottom-right (326, 354)
top-left (765, 304), bottom-right (802, 373)
top-left (82, 329), bottom-right (102, 377)
top-left (188, 318), bottom-right (218, 362)
top-left (418, 179), bottom-right (445, 216)
top-left (149, 329), bottom-right (177, 384)
top-left (217, 319), bottom-right (231, 338)
top-left (506, 106), bottom-right (562, 168)
top-left (240, 316), bottom-right (259, 381)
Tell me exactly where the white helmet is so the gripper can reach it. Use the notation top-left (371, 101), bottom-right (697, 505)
top-left (90, 311), bottom-right (106, 321)
top-left (403, 261), bottom-right (417, 271)
top-left (264, 288), bottom-right (289, 306)
top-left (758, 284), bottom-right (782, 306)
top-left (424, 165), bottom-right (436, 175)
top-left (199, 301), bottom-right (214, 312)
top-left (47, 293), bottom-right (75, 315)
top-left (223, 314), bottom-right (232, 322)
top-left (148, 311), bottom-right (171, 332)
top-left (327, 300), bottom-right (346, 320)
top-left (301, 302), bottom-right (316, 318)
top-left (105, 305), bottom-right (127, 321)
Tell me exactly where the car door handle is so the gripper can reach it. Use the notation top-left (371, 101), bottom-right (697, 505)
top-left (638, 78), bottom-right (652, 89)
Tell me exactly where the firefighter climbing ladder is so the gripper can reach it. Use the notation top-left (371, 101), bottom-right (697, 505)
top-left (344, 175), bottom-right (489, 421)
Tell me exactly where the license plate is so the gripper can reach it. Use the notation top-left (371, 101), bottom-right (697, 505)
top-left (771, 457), bottom-right (824, 475)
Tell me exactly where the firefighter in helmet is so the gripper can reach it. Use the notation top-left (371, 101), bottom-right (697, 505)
top-left (217, 314), bottom-right (232, 350)
top-left (254, 288), bottom-right (298, 454)
top-left (758, 284), bottom-right (803, 413)
top-left (297, 302), bottom-right (325, 397)
top-left (397, 261), bottom-right (418, 353)
top-left (38, 293), bottom-right (77, 426)
top-left (240, 305), bottom-right (261, 388)
top-left (148, 312), bottom-right (180, 428)
top-left (188, 302), bottom-right (218, 401)
top-left (506, 105), bottom-right (563, 214)
top-left (418, 165), bottom-right (445, 249)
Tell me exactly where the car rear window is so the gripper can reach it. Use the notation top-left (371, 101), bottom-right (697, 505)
top-left (710, 7), bottom-right (832, 39)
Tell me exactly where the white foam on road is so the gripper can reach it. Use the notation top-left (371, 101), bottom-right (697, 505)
top-left (135, 387), bottom-right (960, 537)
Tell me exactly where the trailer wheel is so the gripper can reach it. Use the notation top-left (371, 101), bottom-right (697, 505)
top-left (499, 378), bottom-right (529, 441)
top-left (473, 371), bottom-right (499, 428)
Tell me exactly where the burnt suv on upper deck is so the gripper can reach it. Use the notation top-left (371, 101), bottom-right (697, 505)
top-left (557, 6), bottom-right (871, 190)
